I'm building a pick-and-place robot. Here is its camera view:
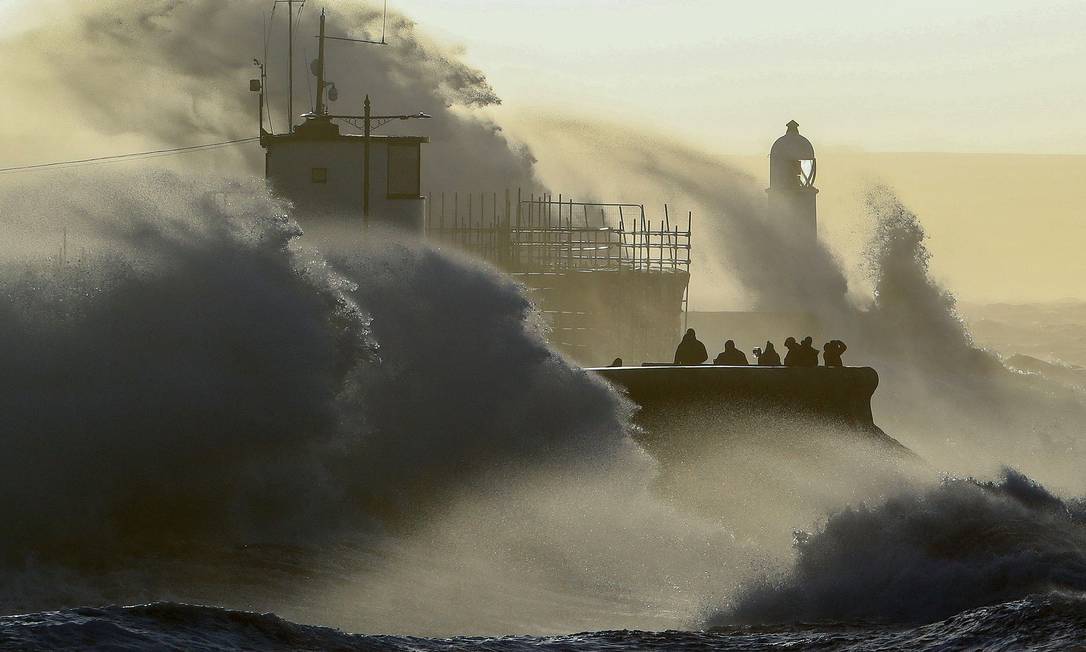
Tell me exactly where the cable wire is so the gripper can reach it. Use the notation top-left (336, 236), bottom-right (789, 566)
top-left (0, 137), bottom-right (261, 175)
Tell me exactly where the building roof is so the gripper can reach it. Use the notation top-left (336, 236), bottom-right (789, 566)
top-left (770, 120), bottom-right (815, 160)
top-left (261, 117), bottom-right (429, 147)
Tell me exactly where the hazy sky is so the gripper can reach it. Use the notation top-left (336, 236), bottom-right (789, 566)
top-left (2, 0), bottom-right (1077, 154)
top-left (392, 0), bottom-right (1086, 155)
top-left (2, 0), bottom-right (1081, 154)
top-left (0, 0), bottom-right (1083, 303)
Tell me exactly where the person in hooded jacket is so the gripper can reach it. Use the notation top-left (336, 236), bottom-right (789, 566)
top-left (713, 339), bottom-right (749, 365)
top-left (823, 340), bottom-right (847, 366)
top-left (755, 341), bottom-right (782, 366)
top-left (674, 328), bottom-right (708, 365)
top-left (783, 337), bottom-right (800, 366)
top-left (799, 336), bottom-right (820, 367)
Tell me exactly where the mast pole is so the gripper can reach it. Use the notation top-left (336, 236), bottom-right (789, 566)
top-left (287, 0), bottom-right (295, 132)
top-left (363, 95), bottom-right (371, 227)
top-left (315, 9), bottom-right (327, 115)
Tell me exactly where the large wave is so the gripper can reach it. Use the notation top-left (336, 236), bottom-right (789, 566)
top-left (0, 168), bottom-right (622, 553)
top-left (709, 469), bottom-right (1086, 626)
top-left (0, 171), bottom-right (758, 634)
top-left (4, 0), bottom-right (1086, 640)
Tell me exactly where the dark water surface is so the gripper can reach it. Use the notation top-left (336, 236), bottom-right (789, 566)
top-left (3, 593), bottom-right (1085, 651)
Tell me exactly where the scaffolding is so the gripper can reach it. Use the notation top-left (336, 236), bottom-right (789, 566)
top-left (425, 189), bottom-right (693, 364)
top-left (425, 189), bottom-right (692, 275)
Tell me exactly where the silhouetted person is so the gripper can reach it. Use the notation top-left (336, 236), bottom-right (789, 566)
top-left (674, 328), bottom-right (708, 365)
top-left (608, 357), bottom-right (624, 368)
top-left (783, 336), bottom-right (800, 366)
top-left (799, 336), bottom-right (820, 367)
top-left (756, 341), bottom-right (781, 366)
top-left (823, 340), bottom-right (847, 367)
top-left (714, 340), bottom-right (749, 366)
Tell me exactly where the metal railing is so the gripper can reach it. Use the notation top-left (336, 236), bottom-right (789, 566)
top-left (424, 189), bottom-right (691, 275)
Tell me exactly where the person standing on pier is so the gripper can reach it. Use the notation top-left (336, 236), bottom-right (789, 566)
top-left (714, 340), bottom-right (749, 365)
top-left (756, 341), bottom-right (782, 366)
top-left (674, 329), bottom-right (708, 365)
top-left (798, 336), bottom-right (820, 366)
top-left (823, 340), bottom-right (847, 366)
top-left (784, 337), bottom-right (800, 366)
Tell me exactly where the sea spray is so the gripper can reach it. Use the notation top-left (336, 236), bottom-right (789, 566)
top-left (0, 171), bottom-right (373, 558)
top-left (709, 468), bottom-right (1086, 626)
top-left (0, 170), bottom-right (760, 634)
top-left (0, 168), bottom-right (633, 547)
top-left (511, 115), bottom-right (1086, 494)
top-left (3, 0), bottom-right (1085, 641)
top-left (0, 0), bottom-right (537, 190)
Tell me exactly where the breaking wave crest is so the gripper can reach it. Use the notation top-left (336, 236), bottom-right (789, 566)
top-left (0, 170), bottom-right (755, 635)
top-left (2, 2), bottom-right (1085, 641)
top-left (710, 469), bottom-right (1086, 626)
top-left (0, 170), bottom-right (634, 585)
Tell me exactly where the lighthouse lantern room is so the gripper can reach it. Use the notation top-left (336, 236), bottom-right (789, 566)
top-left (767, 120), bottom-right (818, 245)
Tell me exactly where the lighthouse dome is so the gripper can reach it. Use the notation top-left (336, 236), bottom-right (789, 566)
top-left (770, 120), bottom-right (815, 160)
top-left (769, 120), bottom-right (816, 189)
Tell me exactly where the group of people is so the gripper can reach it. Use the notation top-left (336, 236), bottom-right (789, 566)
top-left (673, 329), bottom-right (847, 367)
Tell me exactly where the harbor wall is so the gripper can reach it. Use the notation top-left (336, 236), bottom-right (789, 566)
top-left (590, 365), bottom-right (909, 460)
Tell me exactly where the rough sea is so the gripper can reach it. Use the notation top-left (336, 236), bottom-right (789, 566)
top-left (3, 593), bottom-right (1085, 651)
top-left (3, 171), bottom-right (1086, 649)
top-left (4, 1), bottom-right (1086, 648)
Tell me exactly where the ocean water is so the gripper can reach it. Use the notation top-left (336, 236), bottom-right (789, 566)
top-left (3, 593), bottom-right (1086, 651)
top-left (3, 173), bottom-right (1086, 649)
top-left (4, 1), bottom-right (1086, 647)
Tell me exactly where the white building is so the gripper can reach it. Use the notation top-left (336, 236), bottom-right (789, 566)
top-left (262, 116), bottom-right (428, 231)
top-left (256, 9), bottom-right (429, 233)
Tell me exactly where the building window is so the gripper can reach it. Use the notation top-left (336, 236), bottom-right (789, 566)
top-left (311, 167), bottom-right (328, 184)
top-left (387, 142), bottom-right (420, 198)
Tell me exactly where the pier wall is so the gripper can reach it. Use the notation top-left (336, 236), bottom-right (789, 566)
top-left (590, 365), bottom-right (908, 461)
top-left (590, 365), bottom-right (916, 526)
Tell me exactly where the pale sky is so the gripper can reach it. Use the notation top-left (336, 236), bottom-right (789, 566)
top-left (392, 0), bottom-right (1086, 155)
top-left (1, 0), bottom-right (1083, 303)
top-left (2, 0), bottom-right (1081, 154)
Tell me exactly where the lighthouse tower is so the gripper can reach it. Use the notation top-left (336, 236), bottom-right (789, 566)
top-left (767, 120), bottom-right (818, 244)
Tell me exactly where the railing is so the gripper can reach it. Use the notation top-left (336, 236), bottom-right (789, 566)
top-left (424, 189), bottom-right (692, 275)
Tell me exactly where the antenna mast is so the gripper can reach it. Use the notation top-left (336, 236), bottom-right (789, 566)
top-left (274, 0), bottom-right (304, 132)
top-left (288, 0), bottom-right (295, 132)
top-left (288, 2), bottom-right (292, 131)
top-left (315, 9), bottom-right (327, 115)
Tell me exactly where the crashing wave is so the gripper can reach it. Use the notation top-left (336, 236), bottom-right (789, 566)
top-left (710, 469), bottom-right (1086, 626)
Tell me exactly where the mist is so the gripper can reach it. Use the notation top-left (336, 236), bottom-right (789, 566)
top-left (0, 0), bottom-right (1084, 642)
top-left (0, 0), bottom-right (537, 191)
top-left (507, 114), bottom-right (1086, 495)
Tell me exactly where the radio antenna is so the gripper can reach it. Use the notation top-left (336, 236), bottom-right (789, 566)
top-left (272, 0), bottom-right (306, 132)
top-left (262, 6), bottom-right (276, 134)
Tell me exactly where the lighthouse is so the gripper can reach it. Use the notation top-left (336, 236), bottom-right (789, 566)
top-left (767, 120), bottom-right (818, 244)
